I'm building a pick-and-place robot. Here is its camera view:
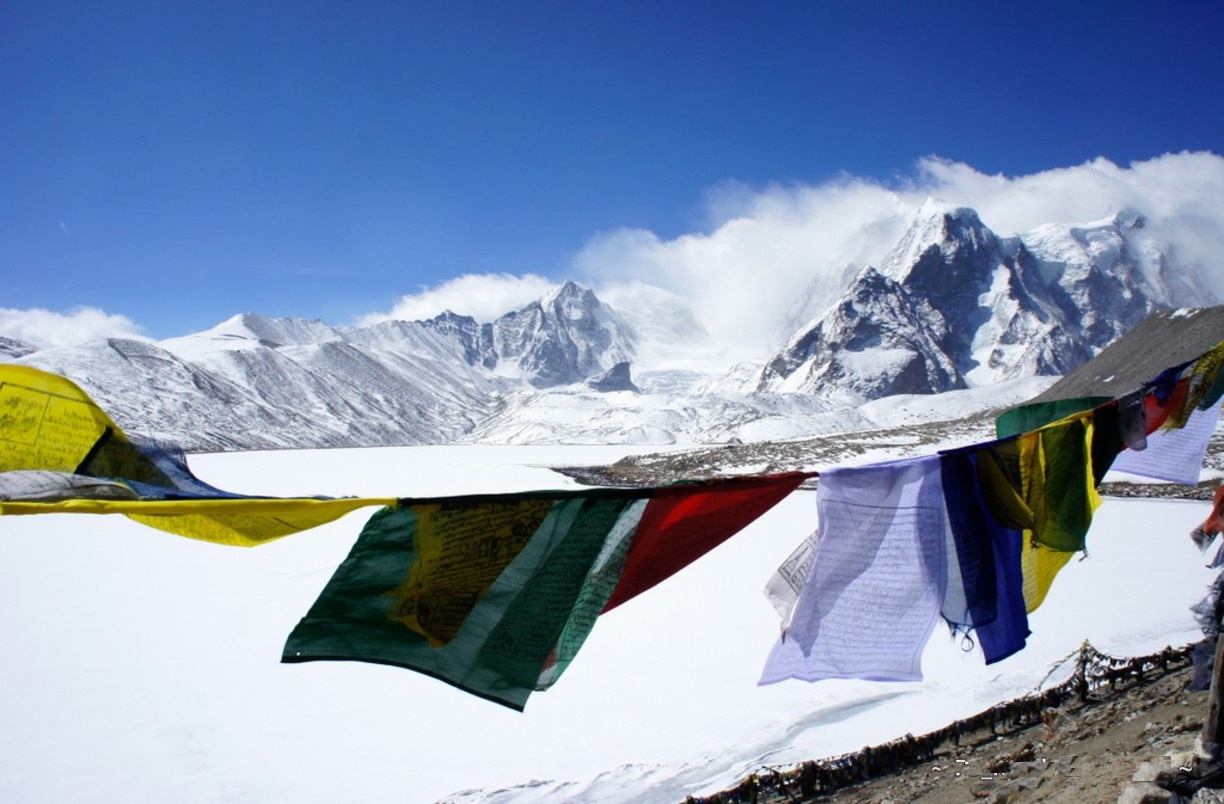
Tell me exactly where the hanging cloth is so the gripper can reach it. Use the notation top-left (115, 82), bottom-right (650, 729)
top-left (759, 456), bottom-right (947, 684)
top-left (284, 474), bottom-right (808, 710)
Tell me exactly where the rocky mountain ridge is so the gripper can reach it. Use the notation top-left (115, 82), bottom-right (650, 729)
top-left (5, 203), bottom-right (1207, 451)
top-left (756, 203), bottom-right (1160, 400)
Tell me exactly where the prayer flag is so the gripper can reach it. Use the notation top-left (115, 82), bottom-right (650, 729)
top-left (758, 457), bottom-right (947, 684)
top-left (0, 365), bottom-right (393, 545)
top-left (995, 396), bottom-right (1111, 440)
top-left (283, 473), bottom-right (808, 710)
top-left (942, 445), bottom-right (1030, 664)
top-left (1165, 342), bottom-right (1224, 429)
top-left (939, 450), bottom-right (1004, 635)
top-left (1109, 402), bottom-right (1221, 485)
top-left (973, 418), bottom-right (1101, 554)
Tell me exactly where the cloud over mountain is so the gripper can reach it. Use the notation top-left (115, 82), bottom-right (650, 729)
top-left (359, 273), bottom-right (558, 326)
top-left (5, 154), bottom-right (1221, 377)
top-left (0, 306), bottom-right (145, 349)
top-left (572, 152), bottom-right (1224, 366)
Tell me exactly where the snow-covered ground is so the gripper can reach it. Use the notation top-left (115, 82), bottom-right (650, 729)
top-left (0, 444), bottom-right (1218, 803)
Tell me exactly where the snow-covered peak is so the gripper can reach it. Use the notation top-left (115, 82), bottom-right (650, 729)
top-left (754, 200), bottom-right (1165, 400)
top-left (1023, 210), bottom-right (1151, 273)
top-left (227, 312), bottom-right (342, 347)
top-left (882, 200), bottom-right (993, 280)
top-left (540, 279), bottom-right (589, 312)
top-left (161, 313), bottom-right (343, 360)
top-left (491, 281), bottom-right (636, 388)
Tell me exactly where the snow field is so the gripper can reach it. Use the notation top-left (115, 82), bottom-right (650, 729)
top-left (0, 445), bottom-right (1216, 803)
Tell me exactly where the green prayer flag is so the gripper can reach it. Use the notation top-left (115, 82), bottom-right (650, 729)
top-left (995, 396), bottom-right (1111, 439)
top-left (282, 474), bottom-right (808, 710)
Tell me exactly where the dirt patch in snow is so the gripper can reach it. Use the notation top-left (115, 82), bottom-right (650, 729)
top-left (690, 652), bottom-right (1220, 804)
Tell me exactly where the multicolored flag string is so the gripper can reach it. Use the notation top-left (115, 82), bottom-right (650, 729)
top-left (1, 338), bottom-right (1222, 708)
top-left (759, 340), bottom-right (1224, 687)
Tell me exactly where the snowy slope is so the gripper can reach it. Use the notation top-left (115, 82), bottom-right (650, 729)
top-left (0, 336), bottom-right (37, 360)
top-left (461, 375), bottom-right (1055, 448)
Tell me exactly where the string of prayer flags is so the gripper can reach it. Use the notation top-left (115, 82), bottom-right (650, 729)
top-left (0, 365), bottom-right (394, 546)
top-left (764, 340), bottom-right (1224, 687)
top-left (1066, 349), bottom-right (1223, 487)
top-left (5, 338), bottom-right (1224, 706)
top-left (283, 473), bottom-right (809, 710)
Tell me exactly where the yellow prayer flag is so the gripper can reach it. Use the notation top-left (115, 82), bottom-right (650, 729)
top-left (0, 366), bottom-right (392, 546)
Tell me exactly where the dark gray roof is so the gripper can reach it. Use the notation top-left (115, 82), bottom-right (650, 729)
top-left (1029, 306), bottom-right (1224, 403)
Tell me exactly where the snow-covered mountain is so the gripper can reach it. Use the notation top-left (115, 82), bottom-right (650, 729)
top-left (488, 280), bottom-right (636, 387)
top-left (755, 202), bottom-right (1164, 400)
top-left (12, 281), bottom-right (637, 450)
top-left (6, 204), bottom-right (1209, 450)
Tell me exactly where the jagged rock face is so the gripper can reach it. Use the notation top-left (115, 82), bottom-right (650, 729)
top-left (490, 281), bottom-right (635, 388)
top-left (759, 267), bottom-right (962, 398)
top-left (585, 361), bottom-right (639, 393)
top-left (417, 312), bottom-right (498, 369)
top-left (758, 205), bottom-right (1161, 399)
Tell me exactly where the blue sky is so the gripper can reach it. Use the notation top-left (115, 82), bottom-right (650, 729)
top-left (3, 1), bottom-right (1224, 346)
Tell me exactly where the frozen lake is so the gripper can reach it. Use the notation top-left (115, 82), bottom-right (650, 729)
top-left (0, 444), bottom-right (1217, 803)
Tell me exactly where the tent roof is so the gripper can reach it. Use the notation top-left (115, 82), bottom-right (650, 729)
top-left (1029, 306), bottom-right (1224, 403)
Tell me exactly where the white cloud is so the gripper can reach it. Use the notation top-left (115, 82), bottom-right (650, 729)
top-left (910, 153), bottom-right (1224, 236)
top-left (906, 153), bottom-right (1224, 306)
top-left (359, 273), bottom-right (558, 325)
top-left (572, 151), bottom-right (1224, 367)
top-left (0, 306), bottom-right (144, 349)
top-left (573, 177), bottom-right (910, 364)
